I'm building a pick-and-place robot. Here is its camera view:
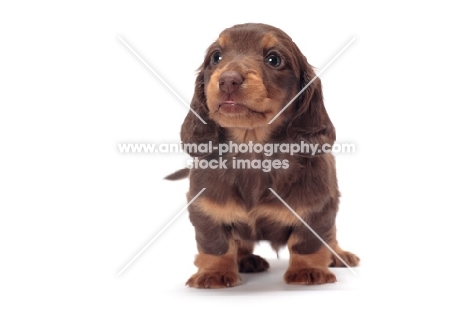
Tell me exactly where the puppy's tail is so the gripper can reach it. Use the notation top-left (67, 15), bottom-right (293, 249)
top-left (164, 168), bottom-right (190, 180)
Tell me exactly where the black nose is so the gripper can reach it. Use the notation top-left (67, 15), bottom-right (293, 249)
top-left (219, 71), bottom-right (244, 94)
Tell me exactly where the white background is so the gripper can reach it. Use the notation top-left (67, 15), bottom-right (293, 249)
top-left (1, 0), bottom-right (467, 309)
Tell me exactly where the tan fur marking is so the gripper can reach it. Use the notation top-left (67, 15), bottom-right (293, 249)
top-left (196, 197), bottom-right (249, 224)
top-left (251, 205), bottom-right (307, 226)
top-left (195, 239), bottom-right (237, 270)
top-left (228, 127), bottom-right (272, 143)
top-left (205, 61), bottom-right (285, 131)
top-left (218, 33), bottom-right (229, 47)
top-left (262, 32), bottom-right (279, 50)
top-left (288, 238), bottom-right (332, 269)
top-left (187, 240), bottom-right (241, 288)
top-left (242, 71), bottom-right (268, 103)
top-left (205, 69), bottom-right (221, 112)
top-left (284, 243), bottom-right (336, 285)
top-left (195, 197), bottom-right (313, 227)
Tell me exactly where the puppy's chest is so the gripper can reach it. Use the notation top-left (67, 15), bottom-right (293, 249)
top-left (190, 152), bottom-right (303, 209)
top-left (221, 153), bottom-right (294, 204)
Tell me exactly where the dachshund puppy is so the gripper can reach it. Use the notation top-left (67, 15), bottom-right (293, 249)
top-left (167, 23), bottom-right (359, 288)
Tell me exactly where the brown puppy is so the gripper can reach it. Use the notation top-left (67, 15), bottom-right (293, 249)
top-left (168, 23), bottom-right (359, 288)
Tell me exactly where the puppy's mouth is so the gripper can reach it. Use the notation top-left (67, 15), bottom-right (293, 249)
top-left (217, 101), bottom-right (263, 115)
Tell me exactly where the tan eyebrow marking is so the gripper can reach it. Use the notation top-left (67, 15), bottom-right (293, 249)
top-left (262, 32), bottom-right (279, 50)
top-left (218, 33), bottom-right (229, 47)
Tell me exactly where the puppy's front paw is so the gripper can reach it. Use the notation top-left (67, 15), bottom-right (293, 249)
top-left (284, 268), bottom-right (336, 285)
top-left (238, 254), bottom-right (270, 273)
top-left (186, 271), bottom-right (242, 289)
top-left (330, 251), bottom-right (360, 267)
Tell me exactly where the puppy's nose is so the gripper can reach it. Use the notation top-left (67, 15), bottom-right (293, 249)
top-left (219, 71), bottom-right (244, 94)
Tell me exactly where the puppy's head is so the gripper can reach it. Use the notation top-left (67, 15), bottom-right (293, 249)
top-left (182, 23), bottom-right (335, 149)
top-left (203, 24), bottom-right (299, 129)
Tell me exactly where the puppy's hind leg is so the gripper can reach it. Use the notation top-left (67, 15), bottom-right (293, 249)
top-left (236, 240), bottom-right (269, 273)
top-left (329, 234), bottom-right (360, 267)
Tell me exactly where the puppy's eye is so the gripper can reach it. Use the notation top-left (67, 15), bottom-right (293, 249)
top-left (211, 51), bottom-right (222, 65)
top-left (265, 53), bottom-right (282, 67)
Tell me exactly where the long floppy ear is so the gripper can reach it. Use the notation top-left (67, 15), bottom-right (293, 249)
top-left (181, 69), bottom-right (221, 157)
top-left (286, 63), bottom-right (336, 149)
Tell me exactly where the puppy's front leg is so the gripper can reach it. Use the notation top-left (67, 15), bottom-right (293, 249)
top-left (186, 206), bottom-right (241, 289)
top-left (284, 218), bottom-right (337, 285)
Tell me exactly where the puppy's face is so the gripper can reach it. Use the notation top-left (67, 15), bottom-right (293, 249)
top-left (200, 24), bottom-right (303, 129)
top-left (182, 24), bottom-right (334, 153)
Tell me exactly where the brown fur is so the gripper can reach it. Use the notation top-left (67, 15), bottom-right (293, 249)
top-left (236, 240), bottom-right (270, 273)
top-left (285, 244), bottom-right (336, 285)
top-left (186, 240), bottom-right (241, 288)
top-left (171, 23), bottom-right (359, 288)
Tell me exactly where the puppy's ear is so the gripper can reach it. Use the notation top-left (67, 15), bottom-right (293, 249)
top-left (286, 63), bottom-right (336, 148)
top-left (181, 69), bottom-right (221, 157)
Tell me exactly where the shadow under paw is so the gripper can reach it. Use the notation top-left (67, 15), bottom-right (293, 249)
top-left (238, 254), bottom-right (270, 273)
